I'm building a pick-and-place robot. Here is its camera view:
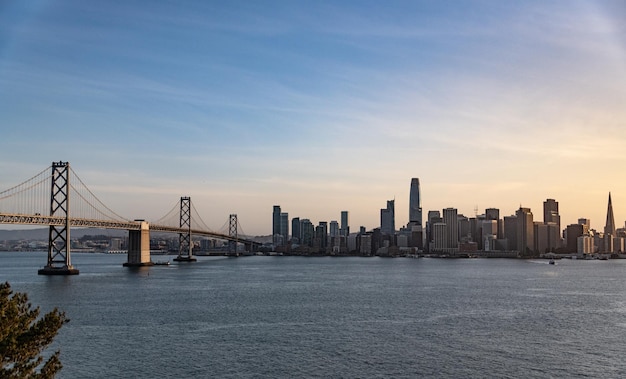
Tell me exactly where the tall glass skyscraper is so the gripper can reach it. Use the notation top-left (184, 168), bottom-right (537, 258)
top-left (381, 199), bottom-right (395, 235)
top-left (340, 211), bottom-right (349, 237)
top-left (409, 178), bottom-right (422, 227)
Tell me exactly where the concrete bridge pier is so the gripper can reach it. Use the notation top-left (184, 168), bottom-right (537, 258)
top-left (123, 221), bottom-right (153, 267)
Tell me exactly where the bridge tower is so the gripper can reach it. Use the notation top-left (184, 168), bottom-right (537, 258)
top-left (39, 161), bottom-right (79, 275)
top-left (228, 214), bottom-right (238, 256)
top-left (174, 196), bottom-right (196, 262)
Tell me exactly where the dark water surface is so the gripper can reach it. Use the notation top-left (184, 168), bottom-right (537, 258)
top-left (2, 252), bottom-right (626, 378)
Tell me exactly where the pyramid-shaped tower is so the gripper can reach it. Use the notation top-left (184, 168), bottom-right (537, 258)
top-left (604, 192), bottom-right (616, 236)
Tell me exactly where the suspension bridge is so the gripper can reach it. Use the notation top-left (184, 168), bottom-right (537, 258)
top-left (0, 161), bottom-right (260, 275)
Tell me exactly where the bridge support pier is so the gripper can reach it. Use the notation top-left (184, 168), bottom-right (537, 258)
top-left (123, 221), bottom-right (153, 267)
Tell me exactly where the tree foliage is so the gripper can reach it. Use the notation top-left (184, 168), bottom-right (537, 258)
top-left (0, 282), bottom-right (68, 378)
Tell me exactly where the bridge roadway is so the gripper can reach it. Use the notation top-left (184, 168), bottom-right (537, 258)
top-left (0, 212), bottom-right (259, 247)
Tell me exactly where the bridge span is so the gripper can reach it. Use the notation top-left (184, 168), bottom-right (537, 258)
top-left (0, 161), bottom-right (260, 274)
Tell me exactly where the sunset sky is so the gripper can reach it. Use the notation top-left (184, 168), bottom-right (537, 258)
top-left (1, 1), bottom-right (625, 235)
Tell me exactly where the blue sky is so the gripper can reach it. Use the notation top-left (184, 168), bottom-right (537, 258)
top-left (1, 0), bottom-right (625, 235)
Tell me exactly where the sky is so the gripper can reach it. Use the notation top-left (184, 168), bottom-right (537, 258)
top-left (1, 0), bottom-right (625, 236)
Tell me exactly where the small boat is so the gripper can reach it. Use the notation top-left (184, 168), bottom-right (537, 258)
top-left (548, 259), bottom-right (555, 265)
top-left (153, 260), bottom-right (170, 266)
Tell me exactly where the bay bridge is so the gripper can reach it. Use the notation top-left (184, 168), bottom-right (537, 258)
top-left (0, 161), bottom-right (260, 275)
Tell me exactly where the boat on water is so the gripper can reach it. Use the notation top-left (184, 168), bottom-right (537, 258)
top-left (153, 260), bottom-right (170, 266)
top-left (548, 259), bottom-right (555, 265)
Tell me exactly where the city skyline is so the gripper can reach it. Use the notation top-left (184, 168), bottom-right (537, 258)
top-left (1, 1), bottom-right (625, 235)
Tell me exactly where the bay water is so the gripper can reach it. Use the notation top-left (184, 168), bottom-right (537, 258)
top-left (2, 252), bottom-right (626, 378)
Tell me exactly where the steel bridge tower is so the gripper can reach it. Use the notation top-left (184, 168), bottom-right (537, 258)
top-left (174, 196), bottom-right (196, 262)
top-left (228, 214), bottom-right (238, 256)
top-left (39, 161), bottom-right (79, 275)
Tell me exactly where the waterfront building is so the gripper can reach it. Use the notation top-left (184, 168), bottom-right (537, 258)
top-left (515, 207), bottom-right (534, 255)
top-left (432, 222), bottom-right (447, 252)
top-left (458, 215), bottom-right (470, 243)
top-left (397, 234), bottom-right (408, 248)
top-left (291, 217), bottom-right (301, 244)
top-left (578, 218), bottom-right (591, 234)
top-left (330, 220), bottom-right (339, 237)
top-left (485, 208), bottom-right (503, 239)
top-left (604, 193), bottom-right (617, 253)
top-left (301, 219), bottom-right (314, 247)
top-left (359, 234), bottom-right (372, 255)
top-left (605, 192), bottom-right (616, 236)
top-left (534, 222), bottom-right (549, 254)
top-left (613, 237), bottom-right (625, 253)
top-left (566, 224), bottom-right (584, 253)
top-left (280, 213), bottom-right (289, 243)
top-left (272, 206), bottom-right (282, 245)
top-left (543, 199), bottom-right (560, 231)
top-left (604, 235), bottom-right (614, 253)
top-left (481, 219), bottom-right (498, 251)
top-left (426, 210), bottom-right (441, 251)
top-left (443, 208), bottom-right (459, 250)
top-left (317, 222), bottom-right (328, 250)
top-left (546, 222), bottom-right (560, 251)
top-left (577, 235), bottom-right (594, 254)
top-left (409, 178), bottom-right (422, 227)
top-left (347, 234), bottom-right (357, 252)
top-left (380, 199), bottom-right (395, 235)
top-left (340, 211), bottom-right (349, 237)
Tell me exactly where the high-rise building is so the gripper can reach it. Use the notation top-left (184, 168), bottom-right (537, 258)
top-left (426, 210), bottom-right (442, 250)
top-left (280, 213), bottom-right (289, 243)
top-left (291, 217), bottom-right (301, 243)
top-left (409, 178), bottom-right (422, 226)
top-left (272, 206), bottom-right (281, 245)
top-left (534, 222), bottom-right (549, 254)
top-left (330, 220), bottom-right (339, 237)
top-left (566, 224), bottom-right (584, 253)
top-left (432, 222), bottom-right (447, 252)
top-left (458, 215), bottom-right (470, 242)
top-left (605, 192), bottom-right (616, 236)
top-left (340, 211), bottom-right (349, 237)
top-left (504, 215), bottom-right (518, 251)
top-left (578, 218), bottom-right (591, 234)
top-left (485, 208), bottom-right (499, 221)
top-left (381, 199), bottom-right (395, 235)
top-left (316, 221), bottom-right (328, 250)
top-left (543, 199), bottom-right (560, 231)
top-left (301, 219), bottom-right (314, 246)
top-left (443, 208), bottom-right (459, 250)
top-left (516, 207), bottom-right (534, 255)
top-left (485, 208), bottom-right (503, 239)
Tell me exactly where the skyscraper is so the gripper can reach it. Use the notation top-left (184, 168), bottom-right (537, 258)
top-left (381, 199), bottom-right (395, 235)
top-left (443, 208), bottom-right (459, 250)
top-left (272, 206), bottom-right (281, 245)
top-left (516, 207), bottom-right (534, 256)
top-left (504, 214), bottom-right (518, 251)
top-left (605, 192), bottom-right (616, 236)
top-left (291, 217), bottom-right (301, 243)
top-left (340, 211), bottom-right (349, 237)
top-left (542, 199), bottom-right (560, 251)
top-left (543, 199), bottom-right (560, 231)
top-left (485, 208), bottom-right (503, 240)
top-left (409, 178), bottom-right (422, 227)
top-left (330, 220), bottom-right (339, 237)
top-left (280, 212), bottom-right (289, 242)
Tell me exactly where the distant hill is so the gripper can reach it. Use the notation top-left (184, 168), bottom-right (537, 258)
top-left (0, 228), bottom-right (126, 241)
top-left (0, 228), bottom-right (272, 243)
